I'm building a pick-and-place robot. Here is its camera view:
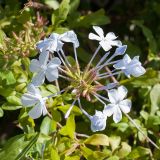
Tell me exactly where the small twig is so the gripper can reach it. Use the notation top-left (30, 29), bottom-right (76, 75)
top-left (125, 113), bottom-right (160, 150)
top-left (105, 66), bottom-right (118, 83)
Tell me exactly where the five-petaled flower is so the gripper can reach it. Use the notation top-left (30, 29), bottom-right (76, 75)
top-left (37, 31), bottom-right (79, 53)
top-left (104, 86), bottom-right (131, 123)
top-left (21, 84), bottom-right (48, 119)
top-left (30, 50), bottom-right (61, 86)
top-left (113, 54), bottom-right (146, 78)
top-left (89, 26), bottom-right (122, 51)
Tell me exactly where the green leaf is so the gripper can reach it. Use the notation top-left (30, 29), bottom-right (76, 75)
top-left (0, 29), bottom-right (6, 45)
top-left (0, 71), bottom-right (16, 85)
top-left (6, 95), bottom-right (22, 105)
top-left (2, 103), bottom-right (22, 110)
top-left (109, 136), bottom-right (121, 151)
top-left (69, 0), bottom-right (80, 14)
top-left (150, 84), bottom-right (160, 114)
top-left (80, 146), bottom-right (94, 160)
top-left (59, 115), bottom-right (75, 139)
top-left (52, 0), bottom-right (70, 26)
top-left (117, 142), bottom-right (131, 158)
top-left (128, 147), bottom-right (150, 159)
top-left (107, 156), bottom-right (119, 160)
top-left (0, 86), bottom-right (14, 97)
top-left (0, 135), bottom-right (30, 160)
top-left (50, 148), bottom-right (60, 160)
top-left (46, 84), bottom-right (58, 93)
top-left (57, 104), bottom-right (82, 116)
top-left (0, 108), bottom-right (4, 117)
top-left (111, 122), bottom-right (129, 132)
top-left (15, 133), bottom-right (39, 160)
top-left (51, 109), bottom-right (62, 122)
top-left (84, 134), bottom-right (109, 146)
top-left (64, 155), bottom-right (80, 160)
top-left (69, 9), bottom-right (110, 28)
top-left (132, 20), bottom-right (157, 55)
top-left (44, 0), bottom-right (59, 10)
top-left (40, 116), bottom-right (56, 135)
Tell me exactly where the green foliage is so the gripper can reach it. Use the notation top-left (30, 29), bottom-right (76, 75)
top-left (0, 0), bottom-right (160, 159)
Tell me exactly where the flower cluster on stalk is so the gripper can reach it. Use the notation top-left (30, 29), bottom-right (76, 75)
top-left (21, 26), bottom-right (146, 132)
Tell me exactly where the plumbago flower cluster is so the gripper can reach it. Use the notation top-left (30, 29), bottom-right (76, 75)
top-left (21, 26), bottom-right (146, 132)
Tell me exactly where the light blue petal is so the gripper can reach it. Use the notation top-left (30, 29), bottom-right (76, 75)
top-left (113, 107), bottom-right (122, 123)
top-left (114, 45), bottom-right (127, 56)
top-left (39, 51), bottom-right (49, 66)
top-left (47, 57), bottom-right (61, 69)
top-left (30, 59), bottom-right (40, 72)
top-left (28, 103), bottom-right (42, 119)
top-left (32, 71), bottom-right (45, 86)
top-left (119, 99), bottom-right (131, 113)
top-left (46, 68), bottom-right (58, 82)
top-left (60, 30), bottom-right (79, 48)
top-left (21, 93), bottom-right (38, 107)
top-left (103, 104), bottom-right (115, 117)
top-left (27, 84), bottom-right (40, 95)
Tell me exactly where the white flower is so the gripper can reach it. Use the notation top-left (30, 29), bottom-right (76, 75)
top-left (37, 30), bottom-right (79, 53)
top-left (103, 86), bottom-right (131, 123)
top-left (30, 50), bottom-right (61, 86)
top-left (89, 26), bottom-right (122, 51)
top-left (21, 84), bottom-right (48, 119)
top-left (90, 110), bottom-right (107, 132)
top-left (113, 54), bottom-right (146, 78)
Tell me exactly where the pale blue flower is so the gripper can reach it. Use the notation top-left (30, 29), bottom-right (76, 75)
top-left (103, 86), bottom-right (131, 123)
top-left (37, 31), bottom-right (79, 53)
top-left (90, 110), bottom-right (107, 132)
top-left (89, 26), bottom-right (122, 51)
top-left (113, 54), bottom-right (146, 78)
top-left (30, 50), bottom-right (61, 86)
top-left (21, 84), bottom-right (48, 119)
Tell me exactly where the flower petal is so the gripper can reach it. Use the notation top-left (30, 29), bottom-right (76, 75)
top-left (130, 65), bottom-right (146, 77)
top-left (47, 57), bottom-right (61, 69)
top-left (117, 86), bottom-right (128, 101)
top-left (21, 94), bottom-right (38, 107)
top-left (99, 40), bottom-right (112, 51)
top-left (113, 59), bottom-right (126, 69)
top-left (39, 51), bottom-right (49, 66)
top-left (119, 99), bottom-right (131, 113)
top-left (113, 54), bottom-right (131, 69)
top-left (108, 89), bottom-right (119, 104)
top-left (28, 103), bottom-right (42, 119)
top-left (114, 45), bottom-right (127, 56)
top-left (88, 33), bottom-right (102, 41)
top-left (60, 30), bottom-right (79, 48)
top-left (105, 32), bottom-right (117, 40)
top-left (27, 84), bottom-right (40, 95)
top-left (30, 59), bottom-right (40, 72)
top-left (46, 69), bottom-right (58, 82)
top-left (110, 40), bottom-right (122, 47)
top-left (103, 104), bottom-right (115, 117)
top-left (113, 106), bottom-right (122, 123)
top-left (36, 38), bottom-right (48, 52)
top-left (93, 26), bottom-right (104, 38)
top-left (32, 71), bottom-right (45, 86)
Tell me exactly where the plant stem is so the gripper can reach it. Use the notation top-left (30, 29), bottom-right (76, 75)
top-left (125, 113), bottom-right (160, 150)
top-left (73, 46), bottom-right (80, 75)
